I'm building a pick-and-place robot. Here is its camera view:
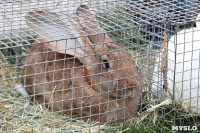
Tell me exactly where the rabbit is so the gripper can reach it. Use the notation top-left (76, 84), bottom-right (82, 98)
top-left (152, 12), bottom-right (200, 114)
top-left (21, 5), bottom-right (143, 123)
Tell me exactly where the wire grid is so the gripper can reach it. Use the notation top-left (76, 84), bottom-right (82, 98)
top-left (148, 0), bottom-right (200, 127)
top-left (0, 0), bottom-right (200, 132)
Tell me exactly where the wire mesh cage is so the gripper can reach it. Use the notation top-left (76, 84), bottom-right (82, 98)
top-left (0, 0), bottom-right (200, 132)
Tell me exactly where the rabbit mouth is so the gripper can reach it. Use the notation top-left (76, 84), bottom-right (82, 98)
top-left (117, 88), bottom-right (134, 98)
top-left (108, 84), bottom-right (134, 98)
top-left (101, 81), bottom-right (135, 98)
top-left (109, 90), bottom-right (134, 98)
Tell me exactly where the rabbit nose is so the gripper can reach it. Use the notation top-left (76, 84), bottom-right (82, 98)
top-left (127, 82), bottom-right (134, 88)
top-left (126, 79), bottom-right (134, 88)
top-left (126, 78), bottom-right (138, 88)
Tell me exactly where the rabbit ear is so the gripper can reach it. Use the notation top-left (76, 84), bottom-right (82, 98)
top-left (76, 5), bottom-right (112, 45)
top-left (26, 10), bottom-right (93, 64)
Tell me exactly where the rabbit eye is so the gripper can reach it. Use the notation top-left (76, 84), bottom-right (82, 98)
top-left (102, 60), bottom-right (110, 69)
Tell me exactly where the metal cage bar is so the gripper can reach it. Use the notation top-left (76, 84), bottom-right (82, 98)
top-left (0, 0), bottom-right (200, 132)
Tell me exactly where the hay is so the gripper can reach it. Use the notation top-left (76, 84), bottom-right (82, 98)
top-left (146, 99), bottom-right (172, 113)
top-left (47, 85), bottom-right (57, 110)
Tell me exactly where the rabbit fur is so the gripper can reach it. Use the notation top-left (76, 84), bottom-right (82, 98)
top-left (21, 5), bottom-right (143, 123)
top-left (152, 13), bottom-right (200, 113)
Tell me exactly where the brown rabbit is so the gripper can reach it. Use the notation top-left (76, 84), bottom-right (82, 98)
top-left (21, 5), bottom-right (142, 123)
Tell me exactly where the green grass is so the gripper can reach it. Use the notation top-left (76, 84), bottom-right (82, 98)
top-left (0, 36), bottom-right (34, 65)
top-left (116, 101), bottom-right (200, 133)
top-left (119, 120), bottom-right (172, 133)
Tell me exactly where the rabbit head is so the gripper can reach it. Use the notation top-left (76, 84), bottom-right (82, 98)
top-left (25, 8), bottom-right (141, 99)
top-left (75, 5), bottom-right (142, 98)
